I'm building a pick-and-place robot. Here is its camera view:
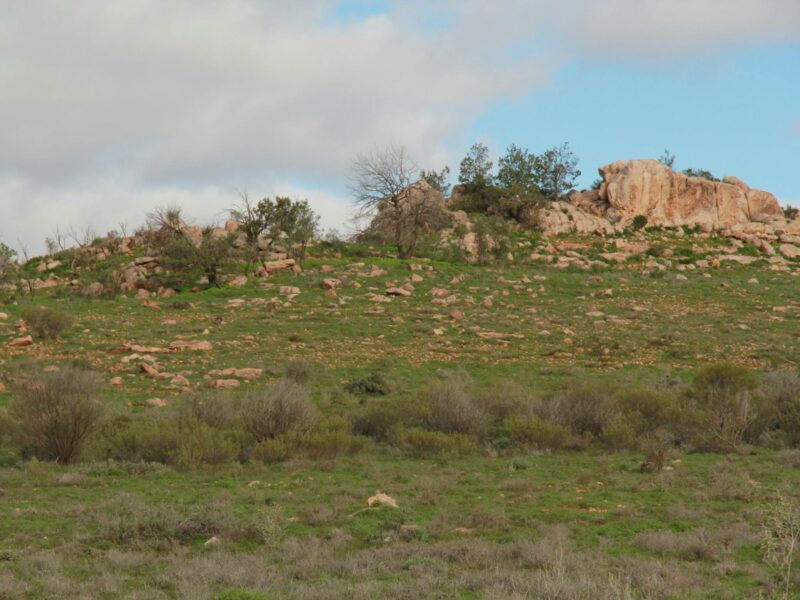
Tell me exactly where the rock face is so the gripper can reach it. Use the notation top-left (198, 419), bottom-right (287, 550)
top-left (538, 159), bottom-right (786, 234)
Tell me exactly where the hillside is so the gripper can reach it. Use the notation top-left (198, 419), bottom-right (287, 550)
top-left (1, 203), bottom-right (800, 598)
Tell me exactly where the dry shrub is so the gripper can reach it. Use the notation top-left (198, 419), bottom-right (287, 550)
top-left (634, 523), bottom-right (753, 562)
top-left (21, 306), bottom-right (72, 340)
top-left (708, 460), bottom-right (757, 502)
top-left (684, 364), bottom-right (760, 451)
top-left (616, 388), bottom-right (680, 436)
top-left (242, 380), bottom-right (315, 442)
top-left (282, 360), bottom-right (313, 385)
top-left (182, 392), bottom-right (238, 429)
top-left (424, 373), bottom-right (487, 436)
top-left (478, 381), bottom-right (534, 422)
top-left (536, 382), bottom-right (618, 437)
top-left (11, 367), bottom-right (105, 463)
top-left (761, 371), bottom-right (800, 447)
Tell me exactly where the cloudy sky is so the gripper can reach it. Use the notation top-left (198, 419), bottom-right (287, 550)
top-left (1, 0), bottom-right (799, 253)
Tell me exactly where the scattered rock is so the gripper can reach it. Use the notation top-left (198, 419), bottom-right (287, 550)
top-left (210, 379), bottom-right (240, 389)
top-left (207, 367), bottom-right (262, 380)
top-left (779, 244), bottom-right (800, 259)
top-left (170, 340), bottom-right (213, 352)
top-left (146, 398), bottom-right (168, 407)
top-left (385, 287), bottom-right (411, 297)
top-left (280, 286), bottom-right (301, 296)
top-left (7, 336), bottom-right (33, 347)
top-left (109, 377), bottom-right (123, 387)
top-left (228, 275), bottom-right (248, 287)
top-left (367, 491), bottom-right (398, 508)
top-left (322, 278), bottom-right (341, 290)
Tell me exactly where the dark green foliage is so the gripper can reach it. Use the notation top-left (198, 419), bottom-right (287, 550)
top-left (496, 144), bottom-right (539, 195)
top-left (784, 205), bottom-right (799, 221)
top-left (22, 306), bottom-right (72, 339)
top-left (533, 142), bottom-right (581, 200)
top-left (420, 166), bottom-right (451, 196)
top-left (11, 367), bottom-right (105, 464)
top-left (346, 372), bottom-right (391, 395)
top-left (658, 149), bottom-right (675, 169)
top-left (632, 215), bottom-right (648, 230)
top-left (682, 168), bottom-right (719, 182)
top-left (254, 196), bottom-right (320, 259)
top-left (458, 142), bottom-right (493, 189)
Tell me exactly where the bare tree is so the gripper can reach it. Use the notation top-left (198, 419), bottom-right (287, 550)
top-left (351, 145), bottom-right (445, 259)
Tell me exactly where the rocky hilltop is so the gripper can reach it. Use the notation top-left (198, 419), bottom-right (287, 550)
top-left (541, 159), bottom-right (791, 235)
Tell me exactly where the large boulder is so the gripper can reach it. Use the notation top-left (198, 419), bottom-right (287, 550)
top-left (596, 159), bottom-right (783, 230)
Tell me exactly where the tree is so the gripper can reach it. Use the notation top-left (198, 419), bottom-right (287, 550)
top-left (420, 166), bottom-right (451, 196)
top-left (147, 206), bottom-right (232, 287)
top-left (458, 143), bottom-right (493, 189)
top-left (352, 145), bottom-right (447, 259)
top-left (534, 142), bottom-right (581, 201)
top-left (0, 241), bottom-right (16, 286)
top-left (658, 149), bottom-right (675, 169)
top-left (255, 197), bottom-right (319, 260)
top-left (496, 144), bottom-right (538, 195)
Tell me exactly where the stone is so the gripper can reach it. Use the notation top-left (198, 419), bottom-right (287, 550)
top-left (779, 244), bottom-right (800, 259)
top-left (228, 275), bottom-right (248, 287)
top-left (169, 340), bottom-right (213, 351)
top-left (134, 256), bottom-right (157, 266)
top-left (210, 379), bottom-right (240, 389)
top-left (449, 309), bottom-right (465, 320)
top-left (207, 367), bottom-right (262, 380)
top-left (0, 312), bottom-right (8, 320)
top-left (109, 376), bottom-right (123, 387)
top-left (262, 258), bottom-right (296, 275)
top-left (171, 375), bottom-right (190, 387)
top-left (7, 335), bottom-right (33, 347)
top-left (322, 278), bottom-right (341, 290)
top-left (409, 274), bottom-right (424, 283)
top-left (146, 397), bottom-right (168, 407)
top-left (385, 287), bottom-right (411, 297)
top-left (83, 281), bottom-right (105, 298)
top-left (140, 363), bottom-right (160, 377)
top-left (280, 286), bottom-right (301, 296)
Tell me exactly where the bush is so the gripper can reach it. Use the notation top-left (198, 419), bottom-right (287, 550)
top-left (345, 372), bottom-right (391, 395)
top-left (684, 364), bottom-right (759, 451)
top-left (617, 388), bottom-right (680, 437)
top-left (241, 381), bottom-right (315, 442)
top-left (282, 360), bottom-right (312, 384)
top-left (11, 367), bottom-right (105, 463)
top-left (632, 215), bottom-right (648, 230)
top-left (181, 392), bottom-right (238, 429)
top-left (761, 371), bottom-right (800, 447)
top-left (21, 306), bottom-right (71, 340)
top-left (171, 421), bottom-right (239, 470)
top-left (390, 426), bottom-right (477, 458)
top-left (536, 382), bottom-right (618, 437)
top-left (352, 401), bottom-right (408, 440)
top-left (100, 416), bottom-right (181, 463)
top-left (501, 415), bottom-right (572, 450)
top-left (424, 372), bottom-right (487, 436)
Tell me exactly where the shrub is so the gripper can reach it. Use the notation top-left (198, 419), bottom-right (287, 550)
top-left (600, 418), bottom-right (637, 451)
top-left (181, 392), bottom-right (238, 429)
top-left (101, 416), bottom-right (181, 463)
top-left (241, 381), bottom-right (315, 442)
top-left (761, 371), bottom-right (800, 447)
top-left (11, 367), bottom-right (105, 463)
top-left (501, 415), bottom-right (572, 450)
top-left (345, 373), bottom-right (391, 395)
top-left (684, 364), bottom-right (760, 451)
top-left (632, 215), bottom-right (648, 230)
top-left (282, 360), bottom-right (312, 384)
top-left (171, 422), bottom-right (239, 470)
top-left (536, 382), bottom-right (618, 437)
top-left (479, 381), bottom-right (533, 422)
top-left (352, 401), bottom-right (408, 440)
top-left (389, 426), bottom-right (477, 458)
top-left (640, 430), bottom-right (677, 473)
top-left (21, 306), bottom-right (71, 339)
top-left (617, 388), bottom-right (680, 437)
top-left (762, 491), bottom-right (800, 596)
top-left (424, 373), bottom-right (487, 436)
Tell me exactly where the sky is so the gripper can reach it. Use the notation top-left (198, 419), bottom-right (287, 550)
top-left (1, 0), bottom-right (799, 254)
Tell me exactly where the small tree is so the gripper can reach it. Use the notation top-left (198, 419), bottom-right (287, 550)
top-left (0, 241), bottom-right (16, 289)
top-left (458, 143), bottom-right (493, 190)
top-left (534, 142), bottom-right (581, 201)
top-left (11, 367), bottom-right (105, 463)
top-left (352, 145), bottom-right (446, 259)
top-left (763, 491), bottom-right (800, 598)
top-left (256, 197), bottom-right (319, 260)
top-left (496, 144), bottom-right (538, 195)
top-left (658, 149), bottom-right (675, 169)
top-left (420, 166), bottom-right (451, 196)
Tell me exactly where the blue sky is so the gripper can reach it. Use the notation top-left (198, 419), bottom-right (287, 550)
top-left (0, 0), bottom-right (798, 251)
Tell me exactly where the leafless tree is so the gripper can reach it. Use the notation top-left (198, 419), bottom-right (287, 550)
top-left (351, 145), bottom-right (447, 259)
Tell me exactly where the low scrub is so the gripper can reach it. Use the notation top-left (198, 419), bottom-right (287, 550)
top-left (424, 372), bottom-right (488, 436)
top-left (242, 381), bottom-right (315, 442)
top-left (21, 306), bottom-right (71, 339)
top-left (389, 426), bottom-right (478, 458)
top-left (11, 367), bottom-right (105, 464)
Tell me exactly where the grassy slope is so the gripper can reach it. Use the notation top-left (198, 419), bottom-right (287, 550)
top-left (1, 232), bottom-right (800, 598)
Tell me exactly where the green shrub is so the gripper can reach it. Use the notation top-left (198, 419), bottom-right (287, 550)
top-left (10, 367), bottom-right (105, 463)
top-left (352, 401), bottom-right (407, 440)
top-left (617, 388), bottom-right (680, 437)
top-left (684, 364), bottom-right (760, 451)
top-left (345, 372), bottom-right (391, 395)
top-left (390, 426), bottom-right (477, 457)
top-left (600, 418), bottom-right (638, 451)
top-left (101, 416), bottom-right (181, 463)
top-left (632, 215), bottom-right (648, 230)
top-left (480, 381), bottom-right (533, 422)
top-left (241, 380), bottom-right (315, 442)
top-left (251, 435), bottom-right (293, 463)
top-left (21, 306), bottom-right (72, 339)
top-left (501, 415), bottom-right (572, 450)
top-left (301, 430), bottom-right (368, 459)
top-left (181, 392), bottom-right (238, 429)
top-left (172, 422), bottom-right (239, 470)
top-left (761, 371), bottom-right (800, 447)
